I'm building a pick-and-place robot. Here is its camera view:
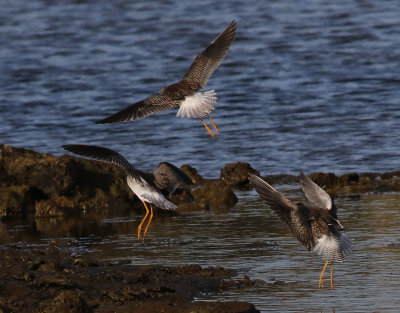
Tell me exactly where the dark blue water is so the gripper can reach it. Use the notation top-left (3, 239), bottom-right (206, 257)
top-left (1, 0), bottom-right (400, 177)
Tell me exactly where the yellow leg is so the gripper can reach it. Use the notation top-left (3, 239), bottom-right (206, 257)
top-left (206, 114), bottom-right (220, 134)
top-left (330, 262), bottom-right (334, 290)
top-left (319, 259), bottom-right (329, 289)
top-left (142, 205), bottom-right (154, 242)
top-left (200, 118), bottom-right (215, 139)
top-left (137, 201), bottom-right (149, 240)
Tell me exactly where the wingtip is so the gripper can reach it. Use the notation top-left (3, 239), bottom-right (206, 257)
top-left (299, 170), bottom-right (308, 182)
top-left (95, 118), bottom-right (109, 124)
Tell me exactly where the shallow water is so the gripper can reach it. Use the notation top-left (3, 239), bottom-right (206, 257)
top-left (1, 0), bottom-right (400, 177)
top-left (1, 0), bottom-right (400, 311)
top-left (1, 189), bottom-right (400, 312)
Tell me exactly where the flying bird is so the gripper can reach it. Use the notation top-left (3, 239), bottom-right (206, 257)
top-left (62, 144), bottom-right (192, 241)
top-left (248, 171), bottom-right (351, 290)
top-left (96, 20), bottom-right (237, 139)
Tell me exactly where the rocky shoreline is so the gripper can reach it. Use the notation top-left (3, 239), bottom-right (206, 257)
top-left (1, 143), bottom-right (400, 312)
top-left (1, 143), bottom-right (399, 219)
top-left (0, 245), bottom-right (259, 313)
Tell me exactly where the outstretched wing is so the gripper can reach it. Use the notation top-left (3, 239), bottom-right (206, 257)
top-left (180, 20), bottom-right (237, 91)
top-left (300, 170), bottom-right (332, 211)
top-left (249, 174), bottom-right (316, 251)
top-left (248, 174), bottom-right (297, 225)
top-left (153, 162), bottom-right (193, 193)
top-left (96, 94), bottom-right (181, 124)
top-left (62, 144), bottom-right (141, 179)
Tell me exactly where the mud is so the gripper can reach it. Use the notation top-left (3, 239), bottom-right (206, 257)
top-left (0, 245), bottom-right (259, 313)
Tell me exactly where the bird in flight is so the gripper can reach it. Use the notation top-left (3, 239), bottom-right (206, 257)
top-left (63, 144), bottom-right (192, 241)
top-left (96, 20), bottom-right (237, 139)
top-left (249, 171), bottom-right (352, 290)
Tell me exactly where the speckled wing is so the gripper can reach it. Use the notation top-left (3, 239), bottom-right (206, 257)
top-left (62, 144), bottom-right (142, 180)
top-left (181, 20), bottom-right (237, 90)
top-left (248, 174), bottom-right (297, 225)
top-left (153, 162), bottom-right (193, 193)
top-left (249, 174), bottom-right (316, 251)
top-left (300, 171), bottom-right (332, 210)
top-left (96, 94), bottom-right (181, 124)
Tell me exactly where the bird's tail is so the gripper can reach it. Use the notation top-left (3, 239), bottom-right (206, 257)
top-left (176, 90), bottom-right (217, 118)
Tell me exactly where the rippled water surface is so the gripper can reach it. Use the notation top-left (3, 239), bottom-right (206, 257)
top-left (1, 0), bottom-right (400, 312)
top-left (1, 0), bottom-right (400, 176)
top-left (1, 190), bottom-right (400, 312)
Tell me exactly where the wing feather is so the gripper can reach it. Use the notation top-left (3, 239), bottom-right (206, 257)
top-left (181, 20), bottom-right (237, 90)
top-left (62, 144), bottom-right (142, 180)
top-left (248, 174), bottom-right (297, 225)
top-left (300, 171), bottom-right (332, 210)
top-left (96, 95), bottom-right (180, 124)
top-left (153, 162), bottom-right (193, 193)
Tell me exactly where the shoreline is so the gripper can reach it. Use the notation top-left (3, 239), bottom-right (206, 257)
top-left (1, 143), bottom-right (399, 219)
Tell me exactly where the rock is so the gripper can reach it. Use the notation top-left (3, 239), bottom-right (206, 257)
top-left (41, 291), bottom-right (91, 313)
top-left (0, 144), bottom-right (142, 218)
top-left (220, 162), bottom-right (260, 189)
top-left (0, 246), bottom-right (259, 313)
top-left (180, 164), bottom-right (204, 184)
top-left (190, 180), bottom-right (238, 211)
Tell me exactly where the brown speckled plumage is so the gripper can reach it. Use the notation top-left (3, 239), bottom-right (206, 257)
top-left (96, 21), bottom-right (237, 124)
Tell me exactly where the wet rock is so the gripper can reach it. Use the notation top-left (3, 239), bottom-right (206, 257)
top-left (180, 164), bottom-right (204, 184)
top-left (0, 246), bottom-right (258, 313)
top-left (186, 180), bottom-right (238, 212)
top-left (41, 291), bottom-right (91, 313)
top-left (220, 162), bottom-right (259, 189)
top-left (0, 144), bottom-right (144, 218)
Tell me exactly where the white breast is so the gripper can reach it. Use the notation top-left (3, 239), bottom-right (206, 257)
top-left (126, 176), bottom-right (177, 211)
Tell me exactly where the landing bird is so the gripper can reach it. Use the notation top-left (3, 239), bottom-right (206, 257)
top-left (248, 171), bottom-right (352, 290)
top-left (62, 144), bottom-right (192, 241)
top-left (96, 20), bottom-right (237, 139)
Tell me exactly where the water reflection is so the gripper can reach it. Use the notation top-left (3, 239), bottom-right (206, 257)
top-left (1, 191), bottom-right (400, 312)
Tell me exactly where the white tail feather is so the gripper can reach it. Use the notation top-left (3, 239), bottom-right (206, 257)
top-left (176, 90), bottom-right (217, 118)
top-left (314, 234), bottom-right (352, 263)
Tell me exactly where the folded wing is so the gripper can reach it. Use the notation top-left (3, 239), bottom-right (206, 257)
top-left (153, 162), bottom-right (193, 193)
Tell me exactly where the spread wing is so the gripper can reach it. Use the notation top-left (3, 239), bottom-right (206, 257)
top-left (96, 94), bottom-right (181, 124)
top-left (180, 20), bottom-right (237, 90)
top-left (300, 170), bottom-right (332, 211)
top-left (249, 174), bottom-right (316, 251)
top-left (248, 174), bottom-right (297, 225)
top-left (62, 144), bottom-right (142, 180)
top-left (153, 162), bottom-right (193, 193)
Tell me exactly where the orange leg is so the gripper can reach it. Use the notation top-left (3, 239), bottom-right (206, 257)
top-left (200, 118), bottom-right (215, 139)
top-left (319, 259), bottom-right (329, 289)
top-left (330, 262), bottom-right (334, 290)
top-left (206, 113), bottom-right (220, 134)
top-left (137, 200), bottom-right (149, 240)
top-left (142, 205), bottom-right (154, 242)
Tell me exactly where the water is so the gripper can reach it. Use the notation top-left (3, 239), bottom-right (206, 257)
top-left (1, 0), bottom-right (400, 311)
top-left (1, 0), bottom-right (400, 177)
top-left (1, 189), bottom-right (400, 312)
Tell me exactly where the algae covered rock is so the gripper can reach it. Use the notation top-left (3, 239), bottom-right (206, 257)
top-left (220, 162), bottom-right (259, 189)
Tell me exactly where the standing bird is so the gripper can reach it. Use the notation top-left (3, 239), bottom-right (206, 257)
top-left (62, 144), bottom-right (192, 241)
top-left (248, 171), bottom-right (351, 290)
top-left (96, 20), bottom-right (237, 139)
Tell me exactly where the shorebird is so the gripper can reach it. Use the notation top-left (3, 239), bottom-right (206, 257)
top-left (248, 171), bottom-right (352, 290)
top-left (62, 144), bottom-right (192, 241)
top-left (96, 20), bottom-right (237, 139)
